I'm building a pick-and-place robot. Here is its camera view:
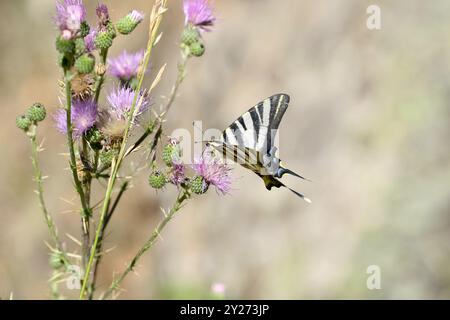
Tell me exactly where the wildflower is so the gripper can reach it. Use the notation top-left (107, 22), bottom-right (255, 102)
top-left (55, 0), bottom-right (87, 39)
top-left (116, 10), bottom-right (144, 35)
top-left (54, 99), bottom-right (97, 138)
top-left (149, 170), bottom-right (167, 189)
top-left (84, 29), bottom-right (97, 52)
top-left (162, 138), bottom-right (181, 166)
top-left (96, 3), bottom-right (110, 24)
top-left (170, 163), bottom-right (186, 186)
top-left (106, 86), bottom-right (150, 122)
top-left (192, 152), bottom-right (232, 195)
top-left (27, 103), bottom-right (47, 122)
top-left (183, 0), bottom-right (215, 31)
top-left (107, 50), bottom-right (145, 82)
top-left (70, 72), bottom-right (95, 100)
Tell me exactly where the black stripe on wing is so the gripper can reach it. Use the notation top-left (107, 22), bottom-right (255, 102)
top-left (221, 94), bottom-right (290, 154)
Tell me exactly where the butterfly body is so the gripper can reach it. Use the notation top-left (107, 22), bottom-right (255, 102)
top-left (208, 94), bottom-right (311, 202)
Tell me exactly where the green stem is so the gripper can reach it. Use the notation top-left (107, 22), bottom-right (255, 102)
top-left (29, 126), bottom-right (69, 298)
top-left (64, 72), bottom-right (90, 219)
top-left (101, 189), bottom-right (190, 300)
top-left (88, 181), bottom-right (129, 300)
top-left (94, 48), bottom-right (109, 104)
top-left (80, 137), bottom-right (91, 276)
top-left (79, 1), bottom-right (167, 299)
top-left (29, 128), bottom-right (61, 250)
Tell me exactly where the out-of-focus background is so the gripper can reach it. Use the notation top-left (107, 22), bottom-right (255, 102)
top-left (1, 0), bottom-right (449, 299)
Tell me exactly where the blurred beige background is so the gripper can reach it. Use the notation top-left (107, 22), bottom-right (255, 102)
top-left (1, 0), bottom-right (450, 299)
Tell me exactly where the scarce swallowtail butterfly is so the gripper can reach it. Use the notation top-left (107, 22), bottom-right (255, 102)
top-left (207, 93), bottom-right (311, 202)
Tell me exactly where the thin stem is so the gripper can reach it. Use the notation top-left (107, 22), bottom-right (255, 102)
top-left (29, 126), bottom-right (69, 298)
top-left (80, 137), bottom-right (91, 274)
top-left (88, 181), bottom-right (129, 300)
top-left (29, 128), bottom-right (61, 250)
top-left (64, 72), bottom-right (91, 219)
top-left (101, 189), bottom-right (190, 300)
top-left (94, 48), bottom-right (109, 104)
top-left (79, 2), bottom-right (167, 299)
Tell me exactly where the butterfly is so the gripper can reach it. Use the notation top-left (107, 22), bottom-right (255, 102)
top-left (207, 93), bottom-right (311, 202)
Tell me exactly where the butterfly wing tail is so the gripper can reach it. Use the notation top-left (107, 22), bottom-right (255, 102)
top-left (263, 176), bottom-right (311, 203)
top-left (276, 165), bottom-right (310, 181)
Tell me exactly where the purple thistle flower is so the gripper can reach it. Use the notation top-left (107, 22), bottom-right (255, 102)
top-left (192, 152), bottom-right (232, 195)
top-left (55, 0), bottom-right (87, 38)
top-left (171, 163), bottom-right (186, 186)
top-left (54, 99), bottom-right (97, 138)
top-left (106, 86), bottom-right (150, 122)
top-left (84, 29), bottom-right (97, 52)
top-left (128, 10), bottom-right (145, 24)
top-left (96, 3), bottom-right (109, 23)
top-left (107, 50), bottom-right (145, 81)
top-left (183, 0), bottom-right (215, 31)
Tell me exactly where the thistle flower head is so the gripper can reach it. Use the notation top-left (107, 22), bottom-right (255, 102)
top-left (183, 0), bottom-right (215, 31)
top-left (55, 0), bottom-right (87, 38)
top-left (128, 10), bottom-right (145, 24)
top-left (96, 3), bottom-right (109, 23)
top-left (192, 151), bottom-right (232, 195)
top-left (170, 163), bottom-right (186, 186)
top-left (54, 99), bottom-right (97, 138)
top-left (107, 50), bottom-right (145, 81)
top-left (106, 86), bottom-right (150, 122)
top-left (84, 29), bottom-right (97, 52)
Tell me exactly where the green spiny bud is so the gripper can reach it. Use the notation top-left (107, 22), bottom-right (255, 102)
top-left (80, 21), bottom-right (90, 38)
top-left (75, 54), bottom-right (95, 74)
top-left (16, 115), bottom-right (32, 131)
top-left (162, 144), bottom-right (180, 166)
top-left (94, 31), bottom-right (113, 50)
top-left (190, 175), bottom-right (209, 194)
top-left (56, 36), bottom-right (75, 54)
top-left (189, 41), bottom-right (205, 57)
top-left (99, 149), bottom-right (118, 167)
top-left (149, 170), bottom-right (167, 189)
top-left (85, 128), bottom-right (103, 150)
top-left (181, 26), bottom-right (200, 46)
top-left (49, 251), bottom-right (64, 270)
top-left (107, 22), bottom-right (117, 39)
top-left (75, 38), bottom-right (86, 57)
top-left (27, 103), bottom-right (46, 122)
top-left (116, 11), bottom-right (144, 35)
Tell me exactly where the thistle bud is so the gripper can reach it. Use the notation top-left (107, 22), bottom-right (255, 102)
top-left (85, 127), bottom-right (103, 150)
top-left (49, 251), bottom-right (64, 270)
top-left (75, 38), bottom-right (86, 57)
top-left (116, 10), bottom-right (144, 35)
top-left (75, 54), bottom-right (95, 74)
top-left (162, 143), bottom-right (180, 166)
top-left (99, 148), bottom-right (118, 167)
top-left (55, 36), bottom-right (75, 54)
top-left (148, 170), bottom-right (167, 189)
top-left (95, 63), bottom-right (107, 76)
top-left (94, 31), bottom-right (113, 50)
top-left (16, 115), bottom-right (32, 131)
top-left (189, 41), bottom-right (205, 57)
top-left (190, 175), bottom-right (209, 194)
top-left (106, 22), bottom-right (117, 39)
top-left (80, 21), bottom-right (90, 38)
top-left (27, 103), bottom-right (46, 122)
top-left (181, 26), bottom-right (200, 46)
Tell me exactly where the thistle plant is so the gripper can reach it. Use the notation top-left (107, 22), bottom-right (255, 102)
top-left (17, 0), bottom-right (230, 300)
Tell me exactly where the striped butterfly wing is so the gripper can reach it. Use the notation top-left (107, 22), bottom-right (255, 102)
top-left (213, 94), bottom-right (290, 172)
